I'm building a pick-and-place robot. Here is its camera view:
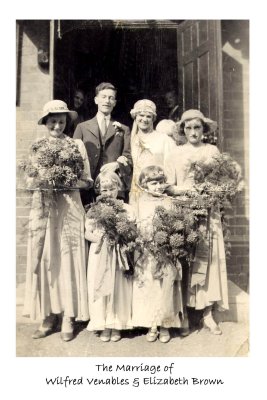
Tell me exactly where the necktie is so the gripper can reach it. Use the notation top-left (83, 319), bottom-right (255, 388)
top-left (100, 117), bottom-right (107, 137)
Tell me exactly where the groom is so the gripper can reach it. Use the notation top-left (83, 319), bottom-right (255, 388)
top-left (73, 82), bottom-right (132, 206)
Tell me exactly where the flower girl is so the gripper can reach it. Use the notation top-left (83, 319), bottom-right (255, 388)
top-left (85, 172), bottom-right (135, 342)
top-left (132, 165), bottom-right (183, 343)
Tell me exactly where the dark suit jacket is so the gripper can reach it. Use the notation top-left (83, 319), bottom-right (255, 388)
top-left (168, 105), bottom-right (180, 122)
top-left (73, 116), bottom-right (132, 200)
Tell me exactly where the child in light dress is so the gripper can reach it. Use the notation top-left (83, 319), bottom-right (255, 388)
top-left (85, 172), bottom-right (135, 342)
top-left (132, 165), bottom-right (184, 343)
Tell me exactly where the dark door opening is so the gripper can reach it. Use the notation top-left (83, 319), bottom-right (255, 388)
top-left (54, 26), bottom-right (179, 127)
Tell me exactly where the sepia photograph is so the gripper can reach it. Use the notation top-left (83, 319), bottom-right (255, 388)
top-left (15, 18), bottom-right (249, 358)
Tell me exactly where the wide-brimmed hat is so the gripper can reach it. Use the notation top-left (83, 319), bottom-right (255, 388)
top-left (130, 99), bottom-right (157, 119)
top-left (177, 109), bottom-right (217, 134)
top-left (38, 100), bottom-right (78, 125)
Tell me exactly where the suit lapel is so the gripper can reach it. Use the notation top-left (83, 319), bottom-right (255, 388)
top-left (86, 116), bottom-right (100, 138)
top-left (104, 119), bottom-right (116, 142)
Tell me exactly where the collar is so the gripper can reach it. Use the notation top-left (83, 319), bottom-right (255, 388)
top-left (97, 112), bottom-right (111, 126)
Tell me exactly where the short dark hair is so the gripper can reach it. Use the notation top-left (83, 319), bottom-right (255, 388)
top-left (138, 165), bottom-right (167, 189)
top-left (95, 82), bottom-right (117, 96)
top-left (41, 112), bottom-right (70, 126)
top-left (179, 118), bottom-right (209, 135)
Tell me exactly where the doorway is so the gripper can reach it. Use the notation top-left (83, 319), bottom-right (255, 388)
top-left (54, 22), bottom-right (180, 126)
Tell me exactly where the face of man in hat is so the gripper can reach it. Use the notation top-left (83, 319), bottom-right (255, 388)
top-left (46, 113), bottom-right (67, 138)
top-left (184, 118), bottom-right (204, 145)
top-left (94, 88), bottom-right (117, 116)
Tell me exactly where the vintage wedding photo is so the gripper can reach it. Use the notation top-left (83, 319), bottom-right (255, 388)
top-left (16, 19), bottom-right (249, 357)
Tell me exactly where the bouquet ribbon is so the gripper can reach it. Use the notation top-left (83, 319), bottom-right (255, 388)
top-left (161, 260), bottom-right (183, 323)
top-left (93, 238), bottom-right (130, 303)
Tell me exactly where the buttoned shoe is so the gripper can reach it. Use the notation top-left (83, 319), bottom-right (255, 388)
top-left (60, 316), bottom-right (74, 342)
top-left (146, 328), bottom-right (158, 342)
top-left (111, 329), bottom-right (121, 342)
top-left (100, 328), bottom-right (111, 342)
top-left (159, 327), bottom-right (170, 343)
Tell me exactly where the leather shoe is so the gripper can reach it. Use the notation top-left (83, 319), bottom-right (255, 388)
top-left (32, 329), bottom-right (52, 339)
top-left (61, 316), bottom-right (74, 342)
top-left (180, 327), bottom-right (190, 337)
top-left (32, 314), bottom-right (58, 339)
top-left (60, 331), bottom-right (74, 342)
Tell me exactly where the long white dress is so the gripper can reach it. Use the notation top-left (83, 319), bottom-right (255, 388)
top-left (86, 203), bottom-right (134, 331)
top-left (165, 143), bottom-right (229, 311)
top-left (130, 130), bottom-right (176, 217)
top-left (23, 138), bottom-right (91, 321)
top-left (129, 130), bottom-right (182, 328)
top-left (131, 192), bottom-right (183, 328)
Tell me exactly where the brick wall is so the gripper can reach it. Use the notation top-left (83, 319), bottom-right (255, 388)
top-left (221, 21), bottom-right (249, 292)
top-left (16, 22), bottom-right (51, 284)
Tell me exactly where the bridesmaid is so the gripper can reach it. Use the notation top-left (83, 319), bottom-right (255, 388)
top-left (23, 100), bottom-right (92, 341)
top-left (165, 109), bottom-right (229, 335)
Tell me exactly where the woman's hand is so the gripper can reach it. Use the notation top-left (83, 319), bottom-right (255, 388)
top-left (85, 219), bottom-right (104, 243)
top-left (117, 156), bottom-right (128, 166)
top-left (85, 229), bottom-right (104, 243)
top-left (164, 185), bottom-right (184, 196)
top-left (100, 162), bottom-right (119, 173)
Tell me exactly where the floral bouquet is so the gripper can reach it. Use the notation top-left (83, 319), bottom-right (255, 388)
top-left (19, 136), bottom-right (84, 189)
top-left (189, 152), bottom-right (244, 208)
top-left (86, 195), bottom-right (142, 276)
top-left (174, 152), bottom-right (244, 258)
top-left (148, 200), bottom-right (208, 279)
